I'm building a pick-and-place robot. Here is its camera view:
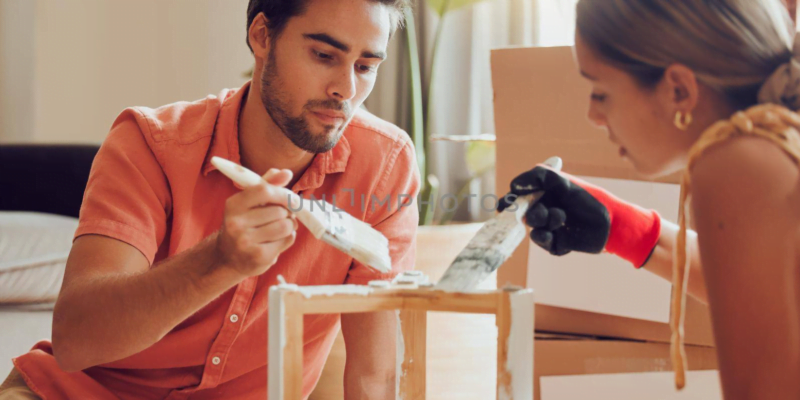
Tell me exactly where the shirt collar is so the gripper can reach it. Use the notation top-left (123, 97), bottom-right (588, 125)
top-left (202, 81), bottom-right (249, 177)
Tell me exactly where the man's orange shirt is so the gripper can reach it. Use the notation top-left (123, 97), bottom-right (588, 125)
top-left (13, 82), bottom-right (420, 400)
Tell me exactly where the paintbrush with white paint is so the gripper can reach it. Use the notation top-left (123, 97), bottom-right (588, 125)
top-left (211, 156), bottom-right (392, 273)
top-left (435, 156), bottom-right (563, 291)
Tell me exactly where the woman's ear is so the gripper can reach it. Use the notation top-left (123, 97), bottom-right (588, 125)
top-left (663, 64), bottom-right (700, 116)
top-left (248, 13), bottom-right (271, 59)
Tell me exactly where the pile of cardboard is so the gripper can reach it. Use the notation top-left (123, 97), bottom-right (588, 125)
top-left (491, 46), bottom-right (721, 399)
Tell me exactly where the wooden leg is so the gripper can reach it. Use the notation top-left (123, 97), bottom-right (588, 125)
top-left (268, 284), bottom-right (525, 400)
top-left (397, 309), bottom-right (427, 399)
top-left (496, 289), bottom-right (535, 400)
top-left (268, 288), bottom-right (304, 400)
top-left (496, 291), bottom-right (513, 399)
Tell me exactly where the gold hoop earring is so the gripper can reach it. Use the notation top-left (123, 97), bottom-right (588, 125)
top-left (674, 111), bottom-right (693, 131)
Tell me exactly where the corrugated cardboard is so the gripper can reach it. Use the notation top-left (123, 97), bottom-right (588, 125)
top-left (491, 46), bottom-right (714, 346)
top-left (535, 336), bottom-right (721, 400)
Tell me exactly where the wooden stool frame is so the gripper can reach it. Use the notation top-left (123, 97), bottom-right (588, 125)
top-left (268, 278), bottom-right (534, 400)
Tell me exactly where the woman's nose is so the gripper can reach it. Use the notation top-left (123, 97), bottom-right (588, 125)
top-left (587, 102), bottom-right (607, 129)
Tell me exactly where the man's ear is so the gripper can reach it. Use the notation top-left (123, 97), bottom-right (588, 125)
top-left (248, 13), bottom-right (271, 59)
top-left (662, 64), bottom-right (699, 116)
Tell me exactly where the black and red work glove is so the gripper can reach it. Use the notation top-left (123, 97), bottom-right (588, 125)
top-left (498, 165), bottom-right (661, 268)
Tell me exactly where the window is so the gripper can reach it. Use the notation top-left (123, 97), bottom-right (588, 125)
top-left (536, 0), bottom-right (578, 47)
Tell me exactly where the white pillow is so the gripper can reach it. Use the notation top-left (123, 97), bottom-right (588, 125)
top-left (0, 212), bottom-right (77, 304)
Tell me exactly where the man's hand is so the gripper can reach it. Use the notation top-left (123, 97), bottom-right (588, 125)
top-left (214, 168), bottom-right (298, 278)
top-left (53, 168), bottom-right (299, 372)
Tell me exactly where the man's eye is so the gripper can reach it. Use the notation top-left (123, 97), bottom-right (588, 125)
top-left (314, 50), bottom-right (333, 60)
top-left (358, 65), bottom-right (376, 73)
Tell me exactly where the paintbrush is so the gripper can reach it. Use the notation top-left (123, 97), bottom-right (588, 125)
top-left (210, 156), bottom-right (392, 274)
top-left (435, 156), bottom-right (563, 291)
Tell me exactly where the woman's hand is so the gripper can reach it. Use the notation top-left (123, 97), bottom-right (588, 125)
top-left (498, 165), bottom-right (661, 267)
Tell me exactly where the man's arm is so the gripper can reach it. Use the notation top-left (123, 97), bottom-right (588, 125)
top-left (52, 171), bottom-right (297, 372)
top-left (52, 233), bottom-right (240, 372)
top-left (341, 312), bottom-right (397, 399)
top-left (339, 140), bottom-right (420, 399)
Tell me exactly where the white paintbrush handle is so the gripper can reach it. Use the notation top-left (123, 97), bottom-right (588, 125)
top-left (214, 158), bottom-right (265, 187)
top-left (210, 157), bottom-right (325, 237)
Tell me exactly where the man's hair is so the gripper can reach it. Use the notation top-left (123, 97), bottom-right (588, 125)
top-left (246, 0), bottom-right (410, 52)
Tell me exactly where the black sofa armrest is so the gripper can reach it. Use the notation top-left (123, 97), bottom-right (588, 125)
top-left (0, 144), bottom-right (99, 218)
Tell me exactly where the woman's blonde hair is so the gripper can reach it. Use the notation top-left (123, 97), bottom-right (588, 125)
top-left (576, 0), bottom-right (797, 109)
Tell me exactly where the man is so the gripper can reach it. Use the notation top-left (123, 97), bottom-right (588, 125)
top-left (0, 0), bottom-right (418, 398)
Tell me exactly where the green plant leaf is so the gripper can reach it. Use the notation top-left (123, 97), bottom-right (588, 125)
top-left (419, 174), bottom-right (440, 225)
top-left (404, 8), bottom-right (427, 183)
top-left (465, 141), bottom-right (496, 175)
top-left (426, 0), bottom-right (490, 16)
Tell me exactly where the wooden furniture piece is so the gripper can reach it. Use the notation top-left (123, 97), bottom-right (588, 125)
top-left (309, 223), bottom-right (501, 400)
top-left (268, 272), bottom-right (535, 400)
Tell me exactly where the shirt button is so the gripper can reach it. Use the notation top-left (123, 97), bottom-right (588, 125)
top-left (229, 314), bottom-right (239, 323)
top-left (212, 356), bottom-right (221, 365)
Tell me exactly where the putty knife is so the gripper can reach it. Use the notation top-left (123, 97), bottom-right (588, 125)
top-left (435, 156), bottom-right (563, 291)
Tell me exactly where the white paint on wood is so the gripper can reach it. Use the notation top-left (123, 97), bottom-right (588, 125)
top-left (500, 289), bottom-right (535, 400)
top-left (395, 310), bottom-right (406, 400)
top-left (295, 284), bottom-right (373, 299)
top-left (267, 286), bottom-right (285, 400)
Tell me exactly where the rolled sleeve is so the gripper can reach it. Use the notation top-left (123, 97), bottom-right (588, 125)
top-left (74, 109), bottom-right (171, 265)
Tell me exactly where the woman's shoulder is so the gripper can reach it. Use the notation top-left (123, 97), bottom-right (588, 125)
top-left (690, 125), bottom-right (800, 224)
top-left (691, 133), bottom-right (797, 185)
top-left (691, 104), bottom-right (800, 190)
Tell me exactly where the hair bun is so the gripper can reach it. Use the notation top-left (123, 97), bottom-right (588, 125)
top-left (758, 32), bottom-right (800, 111)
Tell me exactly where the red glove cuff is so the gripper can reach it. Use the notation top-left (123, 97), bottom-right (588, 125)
top-left (605, 205), bottom-right (661, 268)
top-left (571, 176), bottom-right (661, 268)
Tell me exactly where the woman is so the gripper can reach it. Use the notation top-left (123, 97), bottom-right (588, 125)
top-left (500, 0), bottom-right (800, 398)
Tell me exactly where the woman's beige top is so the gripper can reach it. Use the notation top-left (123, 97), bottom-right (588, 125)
top-left (673, 104), bottom-right (800, 389)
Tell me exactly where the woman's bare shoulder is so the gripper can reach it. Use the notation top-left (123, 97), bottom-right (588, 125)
top-left (690, 134), bottom-right (800, 229)
top-left (692, 135), bottom-right (798, 199)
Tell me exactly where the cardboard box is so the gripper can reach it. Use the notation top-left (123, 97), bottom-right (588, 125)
top-left (491, 46), bottom-right (714, 346)
top-left (535, 335), bottom-right (721, 400)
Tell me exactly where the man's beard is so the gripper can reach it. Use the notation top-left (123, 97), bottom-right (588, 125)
top-left (260, 47), bottom-right (350, 154)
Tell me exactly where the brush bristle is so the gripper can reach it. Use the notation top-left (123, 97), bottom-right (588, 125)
top-left (325, 217), bottom-right (392, 273)
top-left (209, 157), bottom-right (392, 271)
top-left (294, 197), bottom-right (392, 273)
top-left (347, 221), bottom-right (392, 273)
